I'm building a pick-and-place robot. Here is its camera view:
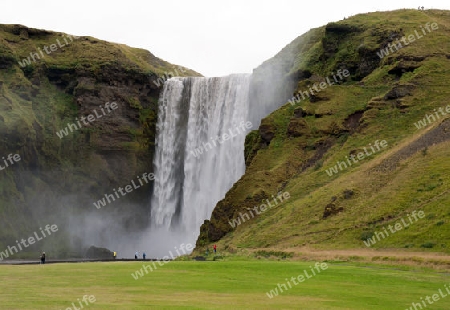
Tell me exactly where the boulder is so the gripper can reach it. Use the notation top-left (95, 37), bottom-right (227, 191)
top-left (287, 118), bottom-right (309, 137)
top-left (85, 246), bottom-right (113, 259)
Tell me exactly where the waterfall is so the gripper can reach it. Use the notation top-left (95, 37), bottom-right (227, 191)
top-left (150, 74), bottom-right (252, 246)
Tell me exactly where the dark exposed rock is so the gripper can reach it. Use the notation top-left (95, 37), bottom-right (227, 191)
top-left (383, 84), bottom-right (414, 100)
top-left (287, 118), bottom-right (309, 137)
top-left (0, 55), bottom-right (15, 69)
top-left (0, 43), bottom-right (16, 69)
top-left (293, 107), bottom-right (306, 118)
top-left (343, 110), bottom-right (364, 132)
top-left (4, 24), bottom-right (52, 38)
top-left (259, 122), bottom-right (275, 144)
top-left (300, 138), bottom-right (334, 172)
top-left (322, 203), bottom-right (344, 219)
top-left (310, 94), bottom-right (330, 103)
top-left (349, 148), bottom-right (364, 156)
top-left (325, 23), bottom-right (360, 34)
top-left (19, 28), bottom-right (29, 39)
top-left (85, 246), bottom-right (113, 259)
top-left (377, 30), bottom-right (404, 53)
top-left (343, 189), bottom-right (354, 199)
top-left (244, 130), bottom-right (262, 166)
top-left (46, 67), bottom-right (77, 91)
top-left (321, 23), bottom-right (380, 81)
top-left (314, 112), bottom-right (332, 118)
top-left (292, 69), bottom-right (312, 80)
top-left (388, 61), bottom-right (421, 77)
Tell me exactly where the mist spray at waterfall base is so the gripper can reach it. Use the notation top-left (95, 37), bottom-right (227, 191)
top-left (115, 227), bottom-right (195, 258)
top-left (62, 202), bottom-right (194, 258)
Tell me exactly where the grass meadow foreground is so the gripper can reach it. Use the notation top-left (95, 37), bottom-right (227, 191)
top-left (1, 260), bottom-right (450, 309)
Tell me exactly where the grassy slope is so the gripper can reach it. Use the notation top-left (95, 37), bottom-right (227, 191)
top-left (199, 9), bottom-right (450, 256)
top-left (0, 24), bottom-right (198, 74)
top-left (1, 261), bottom-right (450, 309)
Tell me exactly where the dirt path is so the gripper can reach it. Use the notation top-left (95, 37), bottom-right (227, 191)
top-left (250, 246), bottom-right (450, 269)
top-left (0, 258), bottom-right (172, 265)
top-left (373, 118), bottom-right (450, 172)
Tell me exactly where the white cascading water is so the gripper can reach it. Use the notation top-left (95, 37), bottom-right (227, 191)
top-left (150, 74), bottom-right (252, 248)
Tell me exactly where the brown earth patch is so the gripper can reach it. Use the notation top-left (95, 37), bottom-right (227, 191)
top-left (248, 247), bottom-right (450, 269)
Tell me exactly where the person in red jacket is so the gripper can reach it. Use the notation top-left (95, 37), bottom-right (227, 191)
top-left (213, 244), bottom-right (217, 254)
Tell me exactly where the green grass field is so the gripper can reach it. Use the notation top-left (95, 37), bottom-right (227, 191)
top-left (1, 260), bottom-right (450, 309)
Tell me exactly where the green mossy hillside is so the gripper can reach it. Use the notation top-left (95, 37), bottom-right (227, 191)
top-left (197, 9), bottom-right (450, 256)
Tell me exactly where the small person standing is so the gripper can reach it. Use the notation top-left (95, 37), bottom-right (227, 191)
top-left (143, 252), bottom-right (146, 260)
top-left (113, 251), bottom-right (117, 259)
top-left (40, 252), bottom-right (46, 264)
top-left (213, 244), bottom-right (217, 254)
top-left (135, 251), bottom-right (138, 259)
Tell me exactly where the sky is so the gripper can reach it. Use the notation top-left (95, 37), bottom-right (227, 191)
top-left (1, 0), bottom-right (449, 77)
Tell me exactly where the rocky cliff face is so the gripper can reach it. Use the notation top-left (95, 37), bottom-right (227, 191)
top-left (0, 24), bottom-right (200, 257)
